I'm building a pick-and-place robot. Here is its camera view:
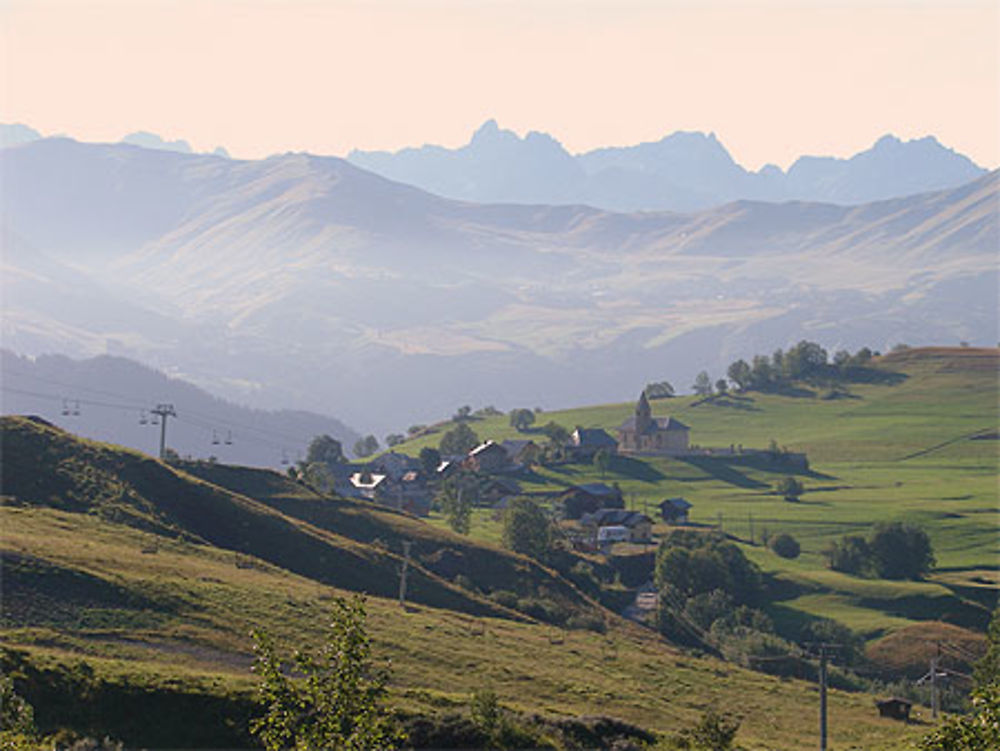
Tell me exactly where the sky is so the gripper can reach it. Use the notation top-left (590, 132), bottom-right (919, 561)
top-left (1, 0), bottom-right (997, 170)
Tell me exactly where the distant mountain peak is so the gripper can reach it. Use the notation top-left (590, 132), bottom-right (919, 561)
top-left (122, 131), bottom-right (193, 154)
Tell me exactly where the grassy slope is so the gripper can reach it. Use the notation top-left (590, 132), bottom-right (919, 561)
top-left (396, 348), bottom-right (999, 637)
top-left (0, 420), bottom-right (922, 749)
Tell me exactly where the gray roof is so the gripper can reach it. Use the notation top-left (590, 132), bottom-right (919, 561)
top-left (572, 428), bottom-right (617, 447)
top-left (659, 497), bottom-right (692, 510)
top-left (573, 482), bottom-right (620, 498)
top-left (581, 509), bottom-right (652, 527)
top-left (501, 439), bottom-right (536, 455)
top-left (618, 416), bottom-right (690, 434)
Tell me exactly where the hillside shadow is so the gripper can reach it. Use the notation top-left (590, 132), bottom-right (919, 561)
top-left (610, 455), bottom-right (666, 483)
top-left (704, 396), bottom-right (761, 411)
top-left (678, 457), bottom-right (768, 489)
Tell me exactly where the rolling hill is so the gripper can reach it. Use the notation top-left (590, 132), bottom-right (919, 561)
top-left (2, 136), bottom-right (996, 434)
top-left (0, 417), bottom-right (928, 749)
top-left (394, 347), bottom-right (999, 638)
top-left (1, 346), bottom-right (994, 748)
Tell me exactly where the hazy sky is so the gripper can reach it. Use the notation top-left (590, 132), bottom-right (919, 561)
top-left (1, 0), bottom-right (997, 169)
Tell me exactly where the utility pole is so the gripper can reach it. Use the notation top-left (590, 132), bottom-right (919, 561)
top-left (819, 645), bottom-right (828, 751)
top-left (151, 403), bottom-right (176, 460)
top-left (399, 540), bottom-right (412, 606)
top-left (931, 642), bottom-right (941, 720)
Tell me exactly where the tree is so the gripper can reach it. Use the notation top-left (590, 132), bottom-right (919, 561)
top-left (974, 608), bottom-right (1000, 687)
top-left (692, 371), bottom-right (713, 396)
top-left (250, 595), bottom-right (403, 751)
top-left (824, 535), bottom-right (872, 576)
top-left (437, 481), bottom-right (472, 535)
top-left (769, 533), bottom-right (800, 559)
top-left (418, 447), bottom-right (441, 475)
top-left (919, 683), bottom-right (1000, 751)
top-left (501, 498), bottom-right (551, 560)
top-left (307, 434), bottom-right (346, 466)
top-left (644, 381), bottom-right (675, 400)
top-left (353, 435), bottom-right (380, 458)
top-left (749, 355), bottom-right (774, 390)
top-left (508, 408), bottom-right (536, 432)
top-left (726, 360), bottom-right (751, 391)
top-left (453, 405), bottom-right (472, 422)
top-left (783, 340), bottom-right (829, 381)
top-left (593, 448), bottom-right (613, 478)
top-left (869, 522), bottom-right (934, 580)
top-left (439, 423), bottom-right (479, 455)
top-left (540, 421), bottom-right (569, 446)
top-left (0, 674), bottom-right (36, 745)
top-left (714, 379), bottom-right (728, 395)
top-left (676, 708), bottom-right (740, 751)
top-left (920, 608), bottom-right (1000, 750)
top-left (385, 434), bottom-right (405, 448)
top-left (302, 462), bottom-right (334, 493)
top-left (407, 424), bottom-right (426, 436)
top-left (775, 476), bottom-right (804, 502)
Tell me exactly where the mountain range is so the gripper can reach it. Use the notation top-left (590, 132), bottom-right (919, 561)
top-left (349, 120), bottom-right (987, 211)
top-left (1, 135), bottom-right (996, 437)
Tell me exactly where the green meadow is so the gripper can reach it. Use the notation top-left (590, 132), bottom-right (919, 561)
top-left (1, 347), bottom-right (995, 749)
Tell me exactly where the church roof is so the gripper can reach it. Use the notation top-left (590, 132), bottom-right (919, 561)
top-left (618, 416), bottom-right (690, 434)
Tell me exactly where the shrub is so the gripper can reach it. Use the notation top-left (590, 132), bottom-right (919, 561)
top-left (565, 613), bottom-right (607, 633)
top-left (824, 535), bottom-right (873, 576)
top-left (775, 476), bottom-right (804, 502)
top-left (869, 522), bottom-right (935, 580)
top-left (769, 533), bottom-right (801, 559)
top-left (490, 590), bottom-right (519, 609)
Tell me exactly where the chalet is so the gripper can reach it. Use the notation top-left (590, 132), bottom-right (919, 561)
top-left (482, 476), bottom-right (522, 507)
top-left (465, 440), bottom-right (510, 473)
top-left (568, 428), bottom-right (617, 460)
top-left (875, 698), bottom-right (912, 722)
top-left (658, 497), bottom-right (692, 524)
top-left (581, 509), bottom-right (654, 544)
top-left (349, 472), bottom-right (391, 501)
top-left (368, 450), bottom-right (420, 480)
top-left (559, 482), bottom-right (624, 520)
top-left (617, 393), bottom-right (690, 455)
top-left (500, 439), bottom-right (538, 466)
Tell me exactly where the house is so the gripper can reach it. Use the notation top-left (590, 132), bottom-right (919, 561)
top-left (597, 525), bottom-right (631, 546)
top-left (500, 439), bottom-right (538, 466)
top-left (349, 472), bottom-right (391, 501)
top-left (559, 482), bottom-right (624, 519)
top-left (617, 392), bottom-right (690, 455)
top-left (368, 450), bottom-right (420, 480)
top-left (465, 440), bottom-right (510, 473)
top-left (875, 698), bottom-right (912, 722)
top-left (580, 509), bottom-right (654, 543)
top-left (481, 476), bottom-right (522, 507)
top-left (567, 428), bottom-right (618, 460)
top-left (658, 497), bottom-right (692, 524)
top-left (397, 470), bottom-right (432, 517)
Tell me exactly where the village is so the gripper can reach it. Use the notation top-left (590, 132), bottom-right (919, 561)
top-left (332, 393), bottom-right (804, 555)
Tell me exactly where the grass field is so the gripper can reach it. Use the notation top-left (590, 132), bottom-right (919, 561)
top-left (396, 348), bottom-right (999, 637)
top-left (0, 347), bottom-right (995, 749)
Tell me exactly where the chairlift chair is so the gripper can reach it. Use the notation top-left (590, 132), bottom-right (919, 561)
top-left (224, 431), bottom-right (233, 446)
top-left (139, 411), bottom-right (148, 425)
top-left (71, 400), bottom-right (81, 416)
top-left (61, 399), bottom-right (70, 416)
top-left (212, 431), bottom-right (221, 446)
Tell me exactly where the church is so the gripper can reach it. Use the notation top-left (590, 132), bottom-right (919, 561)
top-left (617, 392), bottom-right (690, 455)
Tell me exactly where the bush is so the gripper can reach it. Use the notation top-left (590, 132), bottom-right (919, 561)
top-left (824, 535), bottom-right (873, 576)
top-left (769, 533), bottom-right (801, 559)
top-left (565, 614), bottom-right (607, 634)
top-left (775, 476), bottom-right (804, 502)
top-left (490, 590), bottom-right (519, 609)
top-left (869, 522), bottom-right (935, 580)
